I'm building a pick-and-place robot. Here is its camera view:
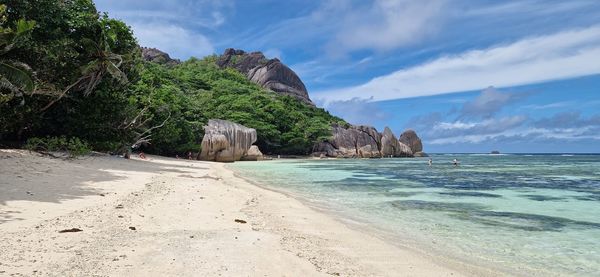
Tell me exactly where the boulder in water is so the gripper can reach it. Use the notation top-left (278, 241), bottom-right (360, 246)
top-left (313, 124), bottom-right (422, 158)
top-left (399, 129), bottom-right (423, 154)
top-left (241, 145), bottom-right (264, 161)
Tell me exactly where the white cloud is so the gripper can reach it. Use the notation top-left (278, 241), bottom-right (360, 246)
top-left (96, 0), bottom-right (233, 29)
top-left (521, 101), bottom-right (574, 110)
top-left (232, 0), bottom-right (446, 58)
top-left (429, 126), bottom-right (600, 145)
top-left (96, 0), bottom-right (232, 59)
top-left (131, 23), bottom-right (214, 60)
top-left (322, 97), bottom-right (389, 126)
top-left (460, 86), bottom-right (529, 118)
top-left (263, 48), bottom-right (283, 60)
top-left (327, 0), bottom-right (446, 55)
top-left (314, 26), bottom-right (600, 103)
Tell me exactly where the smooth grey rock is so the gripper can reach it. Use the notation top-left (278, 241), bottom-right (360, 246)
top-left (199, 119), bottom-right (257, 162)
top-left (398, 142), bottom-right (414, 157)
top-left (413, 151), bottom-right (428, 157)
top-left (140, 47), bottom-right (180, 66)
top-left (217, 48), bottom-right (314, 106)
top-left (315, 124), bottom-right (380, 158)
top-left (381, 127), bottom-right (412, 157)
top-left (314, 124), bottom-right (422, 158)
top-left (399, 129), bottom-right (423, 154)
top-left (241, 145), bottom-right (264, 161)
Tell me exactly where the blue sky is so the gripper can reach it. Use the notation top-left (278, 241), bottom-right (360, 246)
top-left (96, 0), bottom-right (600, 153)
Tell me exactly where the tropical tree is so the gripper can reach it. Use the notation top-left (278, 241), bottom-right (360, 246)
top-left (39, 33), bottom-right (129, 112)
top-left (0, 4), bottom-right (35, 104)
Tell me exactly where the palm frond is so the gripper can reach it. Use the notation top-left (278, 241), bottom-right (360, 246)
top-left (15, 19), bottom-right (35, 35)
top-left (106, 62), bottom-right (128, 84)
top-left (80, 38), bottom-right (101, 55)
top-left (0, 62), bottom-right (34, 91)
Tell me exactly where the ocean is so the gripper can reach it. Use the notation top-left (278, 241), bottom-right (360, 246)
top-left (230, 154), bottom-right (600, 276)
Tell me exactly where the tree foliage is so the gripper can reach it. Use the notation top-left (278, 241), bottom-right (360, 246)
top-left (130, 58), bottom-right (344, 155)
top-left (0, 0), bottom-right (345, 156)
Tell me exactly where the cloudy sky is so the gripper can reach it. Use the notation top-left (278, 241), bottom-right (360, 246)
top-left (96, 0), bottom-right (600, 153)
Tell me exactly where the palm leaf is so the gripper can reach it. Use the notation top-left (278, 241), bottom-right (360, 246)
top-left (80, 38), bottom-right (101, 55)
top-left (0, 62), bottom-right (33, 91)
top-left (106, 62), bottom-right (128, 84)
top-left (15, 19), bottom-right (35, 35)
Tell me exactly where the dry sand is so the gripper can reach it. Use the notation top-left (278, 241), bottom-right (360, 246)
top-left (0, 149), bottom-right (498, 276)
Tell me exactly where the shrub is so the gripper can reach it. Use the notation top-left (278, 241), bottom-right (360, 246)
top-left (24, 136), bottom-right (91, 158)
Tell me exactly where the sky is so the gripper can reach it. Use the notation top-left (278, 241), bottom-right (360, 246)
top-left (96, 0), bottom-right (600, 153)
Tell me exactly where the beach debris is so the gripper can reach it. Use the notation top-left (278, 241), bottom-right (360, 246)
top-left (190, 235), bottom-right (194, 238)
top-left (58, 228), bottom-right (83, 233)
top-left (128, 226), bottom-right (136, 231)
top-left (234, 219), bottom-right (247, 224)
top-left (99, 193), bottom-right (105, 197)
top-left (26, 191), bottom-right (34, 196)
top-left (115, 204), bottom-right (124, 209)
top-left (117, 215), bottom-right (124, 218)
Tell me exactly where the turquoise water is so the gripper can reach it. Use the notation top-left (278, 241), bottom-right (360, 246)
top-left (230, 154), bottom-right (600, 276)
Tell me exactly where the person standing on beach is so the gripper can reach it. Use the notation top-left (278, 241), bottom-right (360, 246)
top-left (188, 151), bottom-right (192, 160)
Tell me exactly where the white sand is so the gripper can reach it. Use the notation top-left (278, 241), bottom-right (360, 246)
top-left (0, 150), bottom-right (500, 276)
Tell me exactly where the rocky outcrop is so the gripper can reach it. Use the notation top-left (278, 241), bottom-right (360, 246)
top-left (399, 129), bottom-right (423, 154)
top-left (199, 119), bottom-right (261, 162)
top-left (141, 47), bottom-right (180, 66)
top-left (381, 127), bottom-right (413, 157)
top-left (217, 48), bottom-right (314, 106)
top-left (240, 145), bottom-right (264, 161)
top-left (313, 124), bottom-right (420, 158)
top-left (413, 151), bottom-right (428, 157)
top-left (316, 124), bottom-right (380, 158)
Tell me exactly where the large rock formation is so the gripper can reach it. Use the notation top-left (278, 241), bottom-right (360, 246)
top-left (325, 124), bottom-right (381, 158)
top-left (216, 48), bottom-right (314, 106)
top-left (399, 129), bottom-right (423, 154)
top-left (141, 47), bottom-right (180, 66)
top-left (313, 124), bottom-right (420, 158)
top-left (381, 127), bottom-right (413, 157)
top-left (199, 119), bottom-right (261, 162)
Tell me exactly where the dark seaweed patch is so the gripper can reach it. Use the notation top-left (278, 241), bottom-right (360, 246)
top-left (572, 195), bottom-right (600, 201)
top-left (381, 191), bottom-right (423, 197)
top-left (439, 191), bottom-right (502, 198)
top-left (390, 200), bottom-right (600, 232)
top-left (390, 200), bottom-right (488, 212)
top-left (522, 194), bottom-right (567, 201)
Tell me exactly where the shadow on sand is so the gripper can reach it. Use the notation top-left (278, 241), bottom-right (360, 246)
top-left (0, 150), bottom-right (209, 224)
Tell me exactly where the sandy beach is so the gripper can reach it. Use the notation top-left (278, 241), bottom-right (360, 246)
top-left (0, 150), bottom-right (496, 276)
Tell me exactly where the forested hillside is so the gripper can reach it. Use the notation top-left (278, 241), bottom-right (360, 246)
top-left (0, 0), bottom-right (345, 156)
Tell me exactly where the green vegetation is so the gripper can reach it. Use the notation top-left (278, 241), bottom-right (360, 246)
top-left (25, 136), bottom-right (91, 158)
top-left (0, 0), bottom-right (344, 156)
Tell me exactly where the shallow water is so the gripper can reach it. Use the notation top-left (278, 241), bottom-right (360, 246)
top-left (230, 154), bottom-right (600, 276)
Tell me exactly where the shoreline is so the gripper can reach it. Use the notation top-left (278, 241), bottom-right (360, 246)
top-left (227, 161), bottom-right (523, 277)
top-left (1, 150), bottom-right (498, 276)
